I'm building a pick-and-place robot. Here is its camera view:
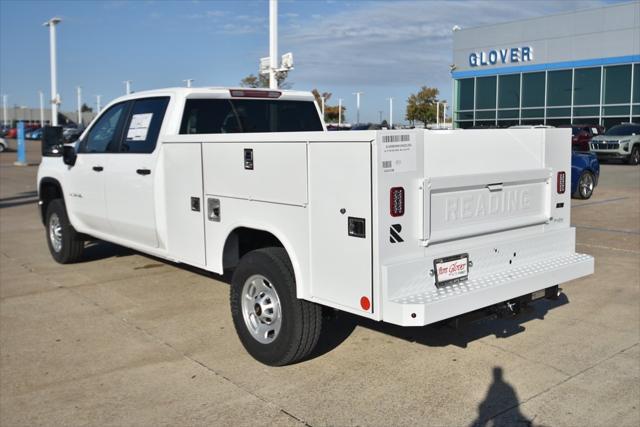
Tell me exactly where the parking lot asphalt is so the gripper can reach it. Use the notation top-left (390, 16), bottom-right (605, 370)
top-left (1, 139), bottom-right (639, 427)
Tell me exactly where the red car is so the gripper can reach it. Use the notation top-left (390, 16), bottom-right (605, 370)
top-left (559, 124), bottom-right (604, 152)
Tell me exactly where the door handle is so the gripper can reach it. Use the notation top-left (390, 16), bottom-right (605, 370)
top-left (136, 168), bottom-right (151, 176)
top-left (92, 166), bottom-right (103, 172)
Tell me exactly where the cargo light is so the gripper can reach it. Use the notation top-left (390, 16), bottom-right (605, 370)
top-left (229, 89), bottom-right (281, 98)
top-left (557, 171), bottom-right (566, 194)
top-left (390, 187), bottom-right (405, 217)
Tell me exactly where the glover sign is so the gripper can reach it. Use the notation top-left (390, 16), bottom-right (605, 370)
top-left (469, 46), bottom-right (533, 67)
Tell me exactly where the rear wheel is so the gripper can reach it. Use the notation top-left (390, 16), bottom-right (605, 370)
top-left (574, 171), bottom-right (595, 200)
top-left (45, 199), bottom-right (84, 264)
top-left (230, 247), bottom-right (322, 366)
top-left (628, 145), bottom-right (640, 165)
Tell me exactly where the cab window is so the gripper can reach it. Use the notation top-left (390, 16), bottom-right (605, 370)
top-left (180, 99), bottom-right (323, 134)
top-left (120, 97), bottom-right (169, 153)
top-left (82, 102), bottom-right (128, 153)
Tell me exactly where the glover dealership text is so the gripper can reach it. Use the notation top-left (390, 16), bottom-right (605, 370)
top-left (469, 46), bottom-right (533, 67)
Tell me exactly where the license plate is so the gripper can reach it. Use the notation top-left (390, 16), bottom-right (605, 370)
top-left (434, 253), bottom-right (469, 287)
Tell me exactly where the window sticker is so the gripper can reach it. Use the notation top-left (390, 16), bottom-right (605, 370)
top-left (126, 113), bottom-right (153, 141)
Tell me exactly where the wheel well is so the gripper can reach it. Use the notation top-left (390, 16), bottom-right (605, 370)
top-left (39, 179), bottom-right (63, 225)
top-left (222, 227), bottom-right (285, 270)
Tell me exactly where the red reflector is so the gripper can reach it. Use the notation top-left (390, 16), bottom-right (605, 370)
top-left (229, 89), bottom-right (281, 98)
top-left (557, 171), bottom-right (566, 194)
top-left (360, 296), bottom-right (371, 311)
top-left (390, 187), bottom-right (405, 217)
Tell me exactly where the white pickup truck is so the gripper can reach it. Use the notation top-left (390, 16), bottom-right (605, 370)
top-left (37, 87), bottom-right (594, 365)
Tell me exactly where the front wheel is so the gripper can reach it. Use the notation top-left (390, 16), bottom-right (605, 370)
top-left (230, 247), bottom-right (322, 366)
top-left (574, 171), bottom-right (595, 200)
top-left (45, 199), bottom-right (84, 264)
top-left (628, 146), bottom-right (640, 165)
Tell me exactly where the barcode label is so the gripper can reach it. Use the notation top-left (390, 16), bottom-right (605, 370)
top-left (382, 134), bottom-right (410, 143)
top-left (382, 161), bottom-right (392, 168)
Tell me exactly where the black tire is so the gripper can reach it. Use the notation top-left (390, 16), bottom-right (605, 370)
top-left (45, 199), bottom-right (84, 264)
top-left (0, 144), bottom-right (5, 153)
top-left (573, 171), bottom-right (595, 200)
top-left (628, 145), bottom-right (640, 165)
top-left (230, 247), bottom-right (322, 366)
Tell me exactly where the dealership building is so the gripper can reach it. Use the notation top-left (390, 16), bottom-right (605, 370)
top-left (451, 1), bottom-right (640, 129)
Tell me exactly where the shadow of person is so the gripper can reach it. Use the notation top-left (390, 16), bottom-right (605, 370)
top-left (470, 367), bottom-right (533, 427)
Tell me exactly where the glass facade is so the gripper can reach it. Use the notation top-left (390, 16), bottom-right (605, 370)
top-left (454, 63), bottom-right (640, 129)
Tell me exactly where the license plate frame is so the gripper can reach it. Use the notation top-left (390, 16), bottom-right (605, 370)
top-left (433, 253), bottom-right (469, 287)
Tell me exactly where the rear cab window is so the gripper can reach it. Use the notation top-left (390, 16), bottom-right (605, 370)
top-left (180, 99), bottom-right (323, 134)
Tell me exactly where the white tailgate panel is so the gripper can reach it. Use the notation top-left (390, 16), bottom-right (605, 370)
top-left (308, 142), bottom-right (373, 314)
top-left (202, 142), bottom-right (307, 206)
top-left (163, 143), bottom-right (206, 266)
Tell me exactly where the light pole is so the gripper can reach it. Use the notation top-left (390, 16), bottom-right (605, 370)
top-left (2, 94), bottom-right (7, 127)
top-left (124, 80), bottom-right (132, 95)
top-left (387, 97), bottom-right (394, 129)
top-left (269, 0), bottom-right (278, 89)
top-left (338, 98), bottom-right (343, 128)
top-left (183, 79), bottom-right (194, 88)
top-left (96, 95), bottom-right (101, 114)
top-left (76, 86), bottom-right (82, 126)
top-left (443, 102), bottom-right (447, 126)
top-left (352, 92), bottom-right (363, 125)
top-left (320, 96), bottom-right (325, 121)
top-left (436, 101), bottom-right (440, 127)
top-left (44, 17), bottom-right (61, 126)
top-left (38, 91), bottom-right (44, 126)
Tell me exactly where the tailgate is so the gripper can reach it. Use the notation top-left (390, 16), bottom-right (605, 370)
top-left (420, 168), bottom-right (552, 244)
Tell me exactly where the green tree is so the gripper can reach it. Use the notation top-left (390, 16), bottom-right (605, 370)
top-left (240, 72), bottom-right (291, 89)
top-left (81, 103), bottom-right (93, 113)
top-left (405, 86), bottom-right (442, 126)
top-left (311, 88), bottom-right (345, 123)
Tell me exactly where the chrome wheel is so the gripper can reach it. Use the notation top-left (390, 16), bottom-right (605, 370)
top-left (49, 213), bottom-right (63, 253)
top-left (241, 274), bottom-right (282, 344)
top-left (579, 172), bottom-right (594, 199)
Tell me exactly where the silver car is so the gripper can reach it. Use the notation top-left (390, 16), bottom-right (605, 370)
top-left (590, 123), bottom-right (640, 165)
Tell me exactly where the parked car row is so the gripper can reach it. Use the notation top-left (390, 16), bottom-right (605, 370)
top-left (0, 123), bottom-right (84, 144)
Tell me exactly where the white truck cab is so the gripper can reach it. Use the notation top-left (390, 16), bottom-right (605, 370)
top-left (37, 87), bottom-right (594, 365)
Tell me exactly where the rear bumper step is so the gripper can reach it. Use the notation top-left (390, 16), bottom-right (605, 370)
top-left (383, 253), bottom-right (593, 326)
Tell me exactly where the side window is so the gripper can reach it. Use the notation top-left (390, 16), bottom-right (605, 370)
top-left (180, 99), bottom-right (237, 134)
top-left (121, 97), bottom-right (170, 153)
top-left (83, 102), bottom-right (127, 153)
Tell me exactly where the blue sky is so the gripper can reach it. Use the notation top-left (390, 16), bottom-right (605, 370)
top-left (0, 0), bottom-right (625, 124)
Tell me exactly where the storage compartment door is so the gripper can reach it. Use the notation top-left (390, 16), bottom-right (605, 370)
top-left (308, 143), bottom-right (373, 314)
top-left (163, 143), bottom-right (206, 267)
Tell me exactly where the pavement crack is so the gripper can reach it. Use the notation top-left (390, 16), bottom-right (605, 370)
top-left (576, 242), bottom-right (640, 254)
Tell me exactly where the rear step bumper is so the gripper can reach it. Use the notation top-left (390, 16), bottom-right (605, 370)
top-left (383, 253), bottom-right (593, 326)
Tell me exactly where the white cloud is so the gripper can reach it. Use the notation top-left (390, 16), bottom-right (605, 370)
top-left (283, 0), bottom-right (608, 89)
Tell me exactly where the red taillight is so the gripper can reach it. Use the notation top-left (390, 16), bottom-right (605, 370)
top-left (390, 187), bottom-right (405, 217)
top-left (229, 89), bottom-right (281, 98)
top-left (557, 171), bottom-right (566, 194)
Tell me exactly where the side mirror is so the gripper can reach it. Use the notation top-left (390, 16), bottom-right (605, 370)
top-left (62, 145), bottom-right (77, 166)
top-left (41, 125), bottom-right (63, 157)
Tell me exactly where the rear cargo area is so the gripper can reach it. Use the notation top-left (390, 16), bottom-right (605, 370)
top-left (374, 128), bottom-right (594, 326)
